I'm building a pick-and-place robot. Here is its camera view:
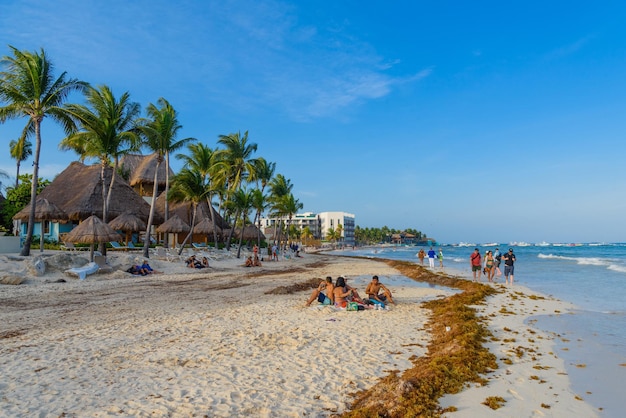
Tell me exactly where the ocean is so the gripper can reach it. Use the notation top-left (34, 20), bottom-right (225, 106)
top-left (330, 243), bottom-right (626, 417)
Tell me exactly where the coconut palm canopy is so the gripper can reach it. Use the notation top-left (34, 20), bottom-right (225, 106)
top-left (29, 161), bottom-right (162, 223)
top-left (64, 215), bottom-right (122, 244)
top-left (156, 214), bottom-right (190, 234)
top-left (13, 198), bottom-right (68, 222)
top-left (108, 212), bottom-right (147, 232)
top-left (235, 224), bottom-right (265, 241)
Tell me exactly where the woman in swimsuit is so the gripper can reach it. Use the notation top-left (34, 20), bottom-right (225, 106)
top-left (333, 276), bottom-right (354, 308)
top-left (484, 251), bottom-right (495, 282)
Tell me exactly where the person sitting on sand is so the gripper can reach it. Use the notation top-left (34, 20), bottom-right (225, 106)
top-left (127, 264), bottom-right (150, 276)
top-left (365, 275), bottom-right (395, 305)
top-left (245, 256), bottom-right (253, 267)
top-left (185, 255), bottom-right (197, 268)
top-left (333, 277), bottom-right (353, 308)
top-left (253, 255), bottom-right (262, 267)
top-left (333, 277), bottom-right (364, 308)
top-left (140, 260), bottom-right (154, 274)
top-left (201, 257), bottom-right (209, 268)
top-left (185, 254), bottom-right (205, 269)
top-left (305, 276), bottom-right (334, 306)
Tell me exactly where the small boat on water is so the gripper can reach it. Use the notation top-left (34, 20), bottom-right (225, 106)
top-left (510, 241), bottom-right (531, 247)
top-left (535, 241), bottom-right (551, 247)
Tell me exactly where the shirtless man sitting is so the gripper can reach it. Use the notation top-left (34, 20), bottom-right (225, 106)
top-left (365, 275), bottom-right (395, 305)
top-left (305, 276), bottom-right (334, 306)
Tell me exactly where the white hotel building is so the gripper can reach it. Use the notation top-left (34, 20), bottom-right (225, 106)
top-left (259, 211), bottom-right (355, 246)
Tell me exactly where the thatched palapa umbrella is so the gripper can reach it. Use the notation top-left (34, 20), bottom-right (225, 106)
top-left (156, 214), bottom-right (190, 248)
top-left (64, 215), bottom-right (123, 261)
top-left (108, 212), bottom-right (147, 246)
top-left (13, 198), bottom-right (68, 253)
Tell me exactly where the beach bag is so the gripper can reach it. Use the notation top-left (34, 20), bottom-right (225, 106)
top-left (347, 302), bottom-right (359, 311)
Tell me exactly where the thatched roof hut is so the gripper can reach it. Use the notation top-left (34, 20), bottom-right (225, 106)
top-left (154, 193), bottom-right (229, 230)
top-left (26, 161), bottom-right (161, 223)
top-left (120, 153), bottom-right (173, 197)
top-left (13, 198), bottom-right (68, 222)
top-left (156, 214), bottom-right (190, 234)
top-left (235, 224), bottom-right (265, 241)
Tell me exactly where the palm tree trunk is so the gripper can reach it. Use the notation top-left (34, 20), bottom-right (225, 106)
top-left (143, 160), bottom-right (162, 258)
top-left (179, 203), bottom-right (197, 256)
top-left (236, 214), bottom-right (246, 259)
top-left (99, 160), bottom-right (108, 255)
top-left (20, 119), bottom-right (42, 257)
top-left (15, 161), bottom-right (20, 188)
top-left (206, 195), bottom-right (219, 248)
top-left (164, 151), bottom-right (170, 248)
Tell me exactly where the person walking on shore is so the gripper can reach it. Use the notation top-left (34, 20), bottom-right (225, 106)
top-left (417, 248), bottom-right (426, 265)
top-left (427, 247), bottom-right (436, 268)
top-left (470, 248), bottom-right (482, 282)
top-left (494, 248), bottom-right (502, 277)
top-left (437, 248), bottom-right (444, 268)
top-left (484, 251), bottom-right (495, 282)
top-left (502, 248), bottom-right (516, 285)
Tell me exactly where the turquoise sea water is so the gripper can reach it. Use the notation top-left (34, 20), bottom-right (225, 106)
top-left (329, 243), bottom-right (626, 417)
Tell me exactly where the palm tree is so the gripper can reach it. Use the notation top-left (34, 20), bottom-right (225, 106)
top-left (217, 131), bottom-right (258, 193)
top-left (230, 188), bottom-right (254, 259)
top-left (9, 135), bottom-right (32, 188)
top-left (326, 227), bottom-right (339, 247)
top-left (168, 168), bottom-right (208, 255)
top-left (250, 188), bottom-right (268, 250)
top-left (138, 98), bottom-right (195, 258)
top-left (0, 46), bottom-right (87, 256)
top-left (250, 157), bottom-right (275, 248)
top-left (336, 223), bottom-right (344, 247)
top-left (280, 193), bottom-right (303, 246)
top-left (268, 174), bottom-right (294, 247)
top-left (60, 85), bottom-right (140, 225)
top-left (216, 131), bottom-right (258, 249)
top-left (176, 143), bottom-right (220, 246)
top-left (302, 226), bottom-right (313, 246)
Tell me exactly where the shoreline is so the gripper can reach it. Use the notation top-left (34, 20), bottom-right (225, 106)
top-left (0, 250), bottom-right (602, 416)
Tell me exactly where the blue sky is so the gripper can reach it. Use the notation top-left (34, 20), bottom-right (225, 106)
top-left (1, 0), bottom-right (626, 244)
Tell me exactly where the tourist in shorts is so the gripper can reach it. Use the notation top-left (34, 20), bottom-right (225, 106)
top-left (470, 248), bottom-right (482, 282)
top-left (502, 248), bottom-right (516, 285)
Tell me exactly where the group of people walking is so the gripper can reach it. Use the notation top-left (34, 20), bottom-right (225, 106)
top-left (471, 247), bottom-right (516, 285)
top-left (417, 247), bottom-right (444, 268)
top-left (415, 245), bottom-right (517, 285)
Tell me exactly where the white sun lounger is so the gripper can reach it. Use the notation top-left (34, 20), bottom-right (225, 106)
top-left (65, 262), bottom-right (100, 280)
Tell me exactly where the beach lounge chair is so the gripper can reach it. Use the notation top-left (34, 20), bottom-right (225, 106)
top-left (109, 241), bottom-right (127, 250)
top-left (61, 242), bottom-right (76, 252)
top-left (192, 242), bottom-right (207, 250)
top-left (65, 262), bottom-right (100, 280)
top-left (94, 255), bottom-right (113, 273)
top-left (153, 247), bottom-right (178, 262)
top-left (61, 242), bottom-right (88, 251)
top-left (127, 242), bottom-right (140, 250)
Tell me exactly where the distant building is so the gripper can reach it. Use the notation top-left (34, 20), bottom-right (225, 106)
top-left (319, 211), bottom-right (355, 246)
top-left (260, 212), bottom-right (321, 240)
top-left (259, 211), bottom-right (355, 245)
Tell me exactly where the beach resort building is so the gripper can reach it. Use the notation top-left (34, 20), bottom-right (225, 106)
top-left (259, 211), bottom-right (355, 246)
top-left (319, 211), bottom-right (355, 246)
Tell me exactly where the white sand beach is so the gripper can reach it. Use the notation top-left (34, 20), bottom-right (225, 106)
top-left (0, 250), bottom-right (600, 417)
